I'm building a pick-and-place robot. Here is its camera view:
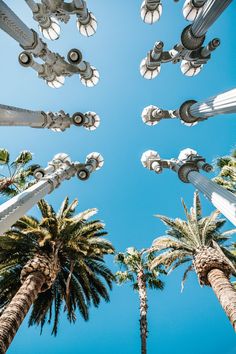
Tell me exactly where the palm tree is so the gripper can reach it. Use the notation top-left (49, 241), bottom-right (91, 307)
top-left (115, 247), bottom-right (164, 354)
top-left (0, 148), bottom-right (39, 198)
top-left (0, 197), bottom-right (114, 353)
top-left (149, 192), bottom-right (236, 331)
top-left (213, 149), bottom-right (236, 193)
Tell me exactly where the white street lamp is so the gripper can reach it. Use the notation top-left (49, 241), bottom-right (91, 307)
top-left (183, 0), bottom-right (207, 22)
top-left (0, 152), bottom-right (104, 234)
top-left (140, 0), bottom-right (232, 79)
top-left (0, 1), bottom-right (99, 87)
top-left (0, 104), bottom-right (100, 132)
top-left (141, 87), bottom-right (236, 126)
top-left (141, 148), bottom-right (236, 225)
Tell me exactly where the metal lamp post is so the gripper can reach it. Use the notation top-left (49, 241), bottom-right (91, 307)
top-left (0, 0), bottom-right (99, 87)
top-left (25, 0), bottom-right (97, 39)
top-left (140, 0), bottom-right (232, 79)
top-left (141, 148), bottom-right (236, 225)
top-left (0, 104), bottom-right (100, 132)
top-left (142, 87), bottom-right (236, 126)
top-left (0, 152), bottom-right (104, 234)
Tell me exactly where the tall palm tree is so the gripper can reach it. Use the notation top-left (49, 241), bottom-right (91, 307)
top-left (115, 247), bottom-right (164, 354)
top-left (149, 192), bottom-right (236, 331)
top-left (213, 149), bottom-right (236, 193)
top-left (0, 197), bottom-right (114, 353)
top-left (0, 148), bottom-right (39, 198)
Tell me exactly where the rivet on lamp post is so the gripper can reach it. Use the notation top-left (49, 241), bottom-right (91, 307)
top-left (140, 0), bottom-right (232, 79)
top-left (0, 152), bottom-right (104, 234)
top-left (0, 104), bottom-right (100, 132)
top-left (142, 87), bottom-right (236, 126)
top-left (25, 0), bottom-right (97, 39)
top-left (0, 0), bottom-right (99, 87)
top-left (141, 148), bottom-right (236, 225)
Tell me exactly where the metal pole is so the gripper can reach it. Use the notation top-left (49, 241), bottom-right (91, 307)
top-left (0, 104), bottom-right (46, 127)
top-left (187, 171), bottom-right (236, 225)
top-left (0, 0), bottom-right (35, 47)
top-left (189, 88), bottom-right (236, 118)
top-left (191, 0), bottom-right (232, 37)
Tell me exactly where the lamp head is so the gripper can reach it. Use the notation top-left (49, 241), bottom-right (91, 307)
top-left (140, 58), bottom-right (161, 80)
top-left (140, 1), bottom-right (162, 24)
top-left (180, 60), bottom-right (203, 77)
top-left (183, 0), bottom-right (205, 21)
top-left (52, 153), bottom-right (71, 164)
top-left (80, 66), bottom-right (100, 87)
top-left (77, 12), bottom-right (97, 37)
top-left (142, 105), bottom-right (161, 126)
top-left (39, 17), bottom-right (60, 40)
top-left (46, 75), bottom-right (65, 89)
top-left (67, 49), bottom-right (83, 65)
top-left (178, 148), bottom-right (198, 162)
top-left (141, 150), bottom-right (162, 173)
top-left (86, 152), bottom-right (104, 170)
top-left (84, 112), bottom-right (100, 131)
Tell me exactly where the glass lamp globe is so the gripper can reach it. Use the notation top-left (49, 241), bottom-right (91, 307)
top-left (180, 60), bottom-right (203, 77)
top-left (181, 120), bottom-right (198, 127)
top-left (140, 58), bottom-right (161, 80)
top-left (80, 67), bottom-right (99, 87)
top-left (53, 153), bottom-right (71, 164)
top-left (84, 112), bottom-right (100, 131)
top-left (140, 1), bottom-right (162, 24)
top-left (178, 148), bottom-right (198, 161)
top-left (183, 0), bottom-right (204, 21)
top-left (77, 12), bottom-right (97, 37)
top-left (141, 150), bottom-right (160, 169)
top-left (39, 17), bottom-right (60, 40)
top-left (46, 76), bottom-right (65, 89)
top-left (86, 152), bottom-right (104, 170)
top-left (142, 105), bottom-right (161, 126)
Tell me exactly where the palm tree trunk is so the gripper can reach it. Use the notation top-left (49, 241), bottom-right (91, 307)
top-left (0, 272), bottom-right (45, 353)
top-left (207, 268), bottom-right (236, 331)
top-left (137, 270), bottom-right (148, 354)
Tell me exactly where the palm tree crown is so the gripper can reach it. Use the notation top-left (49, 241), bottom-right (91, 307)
top-left (213, 149), bottom-right (236, 193)
top-left (149, 192), bottom-right (236, 289)
top-left (0, 149), bottom-right (39, 198)
top-left (115, 247), bottom-right (164, 291)
top-left (0, 197), bottom-right (114, 335)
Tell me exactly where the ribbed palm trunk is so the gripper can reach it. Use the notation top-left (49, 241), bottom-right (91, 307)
top-left (0, 272), bottom-right (45, 353)
top-left (207, 268), bottom-right (236, 331)
top-left (137, 270), bottom-right (148, 354)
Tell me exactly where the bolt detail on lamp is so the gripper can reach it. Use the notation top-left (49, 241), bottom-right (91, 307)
top-left (141, 148), bottom-right (236, 225)
top-left (0, 152), bottom-right (104, 234)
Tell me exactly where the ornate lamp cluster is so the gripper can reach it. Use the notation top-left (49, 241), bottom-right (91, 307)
top-left (140, 0), bottom-right (231, 79)
top-left (0, 0), bottom-right (99, 88)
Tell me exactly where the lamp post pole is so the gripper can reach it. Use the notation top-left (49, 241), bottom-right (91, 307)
top-left (0, 104), bottom-right (100, 131)
top-left (141, 148), bottom-right (236, 225)
top-left (142, 88), bottom-right (236, 126)
top-left (0, 0), bottom-right (99, 87)
top-left (0, 152), bottom-right (104, 234)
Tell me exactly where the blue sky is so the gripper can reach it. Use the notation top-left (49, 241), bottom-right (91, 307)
top-left (0, 1), bottom-right (236, 353)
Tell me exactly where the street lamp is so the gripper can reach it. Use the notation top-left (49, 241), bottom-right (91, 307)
top-left (24, 0), bottom-right (97, 40)
top-left (0, 0), bottom-right (99, 87)
top-left (0, 152), bottom-right (104, 234)
top-left (141, 148), bottom-right (236, 225)
top-left (142, 87), bottom-right (236, 126)
top-left (140, 0), bottom-right (232, 79)
top-left (0, 104), bottom-right (100, 132)
top-left (140, 0), bottom-right (180, 24)
top-left (183, 0), bottom-right (207, 21)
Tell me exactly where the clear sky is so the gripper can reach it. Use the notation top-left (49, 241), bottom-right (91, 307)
top-left (0, 1), bottom-right (236, 353)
